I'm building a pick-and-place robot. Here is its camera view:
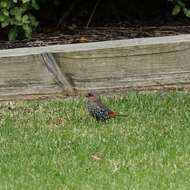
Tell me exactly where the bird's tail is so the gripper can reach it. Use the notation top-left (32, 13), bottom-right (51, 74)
top-left (109, 112), bottom-right (127, 118)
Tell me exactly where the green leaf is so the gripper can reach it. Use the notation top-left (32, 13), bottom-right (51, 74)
top-left (22, 24), bottom-right (32, 38)
top-left (2, 9), bottom-right (9, 16)
top-left (1, 20), bottom-right (9, 28)
top-left (31, 0), bottom-right (39, 10)
top-left (22, 0), bottom-right (30, 3)
top-left (177, 0), bottom-right (185, 8)
top-left (172, 5), bottom-right (181, 15)
top-left (8, 27), bottom-right (18, 41)
top-left (10, 7), bottom-right (25, 16)
top-left (22, 15), bottom-right (29, 23)
top-left (0, 13), bottom-right (6, 22)
top-left (10, 7), bottom-right (24, 22)
top-left (183, 8), bottom-right (190, 17)
top-left (13, 0), bottom-right (18, 3)
top-left (0, 1), bottom-right (8, 8)
top-left (10, 7), bottom-right (18, 15)
top-left (29, 15), bottom-right (38, 27)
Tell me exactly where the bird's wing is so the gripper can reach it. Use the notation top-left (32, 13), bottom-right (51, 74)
top-left (96, 97), bottom-right (113, 113)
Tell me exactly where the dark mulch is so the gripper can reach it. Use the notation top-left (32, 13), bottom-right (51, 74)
top-left (1, 25), bottom-right (190, 50)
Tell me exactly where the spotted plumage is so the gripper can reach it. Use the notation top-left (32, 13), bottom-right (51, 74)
top-left (86, 92), bottom-right (127, 121)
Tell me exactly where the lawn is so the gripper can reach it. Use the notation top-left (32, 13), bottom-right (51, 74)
top-left (0, 93), bottom-right (190, 190)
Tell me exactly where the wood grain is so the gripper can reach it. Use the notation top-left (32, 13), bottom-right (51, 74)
top-left (39, 53), bottom-right (74, 94)
top-left (55, 35), bottom-right (190, 92)
top-left (0, 55), bottom-right (63, 96)
top-left (0, 34), bottom-right (190, 98)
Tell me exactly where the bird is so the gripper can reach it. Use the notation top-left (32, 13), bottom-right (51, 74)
top-left (86, 92), bottom-right (127, 122)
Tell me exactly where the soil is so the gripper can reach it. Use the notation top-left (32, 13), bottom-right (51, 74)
top-left (0, 25), bottom-right (190, 50)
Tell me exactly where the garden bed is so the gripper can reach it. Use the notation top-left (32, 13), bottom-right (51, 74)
top-left (1, 25), bottom-right (190, 50)
top-left (1, 33), bottom-right (190, 100)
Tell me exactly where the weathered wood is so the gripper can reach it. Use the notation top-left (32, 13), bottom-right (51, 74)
top-left (1, 34), bottom-right (190, 57)
top-left (54, 35), bottom-right (190, 92)
top-left (0, 55), bottom-right (63, 96)
top-left (0, 34), bottom-right (190, 98)
top-left (39, 53), bottom-right (74, 94)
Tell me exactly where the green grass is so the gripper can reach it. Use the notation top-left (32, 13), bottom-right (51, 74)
top-left (0, 93), bottom-right (190, 190)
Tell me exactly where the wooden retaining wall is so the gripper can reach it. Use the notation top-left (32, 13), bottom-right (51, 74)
top-left (1, 34), bottom-right (190, 99)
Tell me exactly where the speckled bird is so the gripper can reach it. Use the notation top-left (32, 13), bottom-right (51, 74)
top-left (86, 92), bottom-right (127, 121)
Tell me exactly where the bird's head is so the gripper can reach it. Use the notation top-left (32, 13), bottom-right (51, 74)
top-left (86, 92), bottom-right (95, 97)
top-left (85, 92), bottom-right (97, 101)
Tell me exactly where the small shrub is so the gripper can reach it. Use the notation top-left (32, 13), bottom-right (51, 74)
top-left (0, 0), bottom-right (39, 40)
top-left (170, 0), bottom-right (190, 17)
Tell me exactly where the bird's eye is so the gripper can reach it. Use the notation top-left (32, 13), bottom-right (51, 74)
top-left (86, 92), bottom-right (94, 97)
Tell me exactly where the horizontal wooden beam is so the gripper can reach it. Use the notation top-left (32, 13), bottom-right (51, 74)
top-left (1, 34), bottom-right (190, 57)
top-left (0, 34), bottom-right (190, 99)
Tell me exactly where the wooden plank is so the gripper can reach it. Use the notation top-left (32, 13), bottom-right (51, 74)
top-left (54, 35), bottom-right (190, 92)
top-left (0, 34), bottom-right (190, 57)
top-left (0, 93), bottom-right (66, 101)
top-left (0, 34), bottom-right (190, 98)
top-left (0, 55), bottom-right (63, 96)
top-left (39, 53), bottom-right (74, 94)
